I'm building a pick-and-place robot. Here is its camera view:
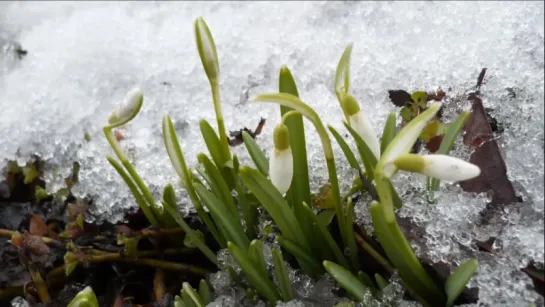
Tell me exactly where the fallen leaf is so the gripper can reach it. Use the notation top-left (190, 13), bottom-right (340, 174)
top-left (459, 95), bottom-right (519, 206)
top-left (29, 215), bottom-right (49, 237)
top-left (388, 90), bottom-right (413, 107)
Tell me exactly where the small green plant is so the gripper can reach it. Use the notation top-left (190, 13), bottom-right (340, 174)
top-left (102, 16), bottom-right (481, 306)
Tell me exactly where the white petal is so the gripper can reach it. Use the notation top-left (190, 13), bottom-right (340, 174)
top-left (421, 154), bottom-right (481, 182)
top-left (269, 148), bottom-right (293, 195)
top-left (349, 112), bottom-right (381, 160)
top-left (117, 87), bottom-right (143, 119)
top-left (380, 102), bottom-right (442, 176)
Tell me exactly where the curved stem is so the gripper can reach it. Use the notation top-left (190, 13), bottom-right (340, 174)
top-left (103, 127), bottom-right (162, 220)
top-left (281, 110), bottom-right (302, 125)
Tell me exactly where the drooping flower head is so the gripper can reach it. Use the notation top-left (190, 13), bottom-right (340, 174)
top-left (108, 87), bottom-right (143, 128)
top-left (269, 123), bottom-right (293, 195)
top-left (342, 94), bottom-right (381, 160)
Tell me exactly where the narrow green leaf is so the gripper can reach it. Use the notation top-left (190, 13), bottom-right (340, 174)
top-left (162, 115), bottom-right (224, 247)
top-left (369, 201), bottom-right (445, 305)
top-left (302, 202), bottom-right (349, 268)
top-left (334, 43), bottom-right (354, 114)
top-left (357, 271), bottom-right (375, 289)
top-left (181, 288), bottom-right (198, 307)
top-left (323, 260), bottom-right (367, 302)
top-left (388, 180), bottom-right (403, 209)
top-left (228, 242), bottom-right (281, 304)
top-left (106, 156), bottom-right (159, 226)
top-left (233, 156), bottom-right (257, 240)
top-left (445, 259), bottom-right (478, 307)
top-left (381, 113), bottom-right (397, 154)
top-left (344, 197), bottom-right (360, 272)
top-left (316, 209), bottom-right (336, 227)
top-left (238, 166), bottom-right (309, 251)
top-left (272, 248), bottom-right (293, 302)
top-left (174, 295), bottom-right (186, 307)
top-left (197, 153), bottom-right (238, 217)
top-left (375, 274), bottom-right (389, 290)
top-left (329, 125), bottom-right (361, 170)
top-left (199, 119), bottom-right (235, 188)
top-left (242, 131), bottom-right (269, 176)
top-left (198, 280), bottom-right (212, 305)
top-left (429, 111), bottom-right (471, 191)
top-left (162, 204), bottom-right (218, 266)
top-left (277, 236), bottom-right (322, 277)
top-left (343, 121), bottom-right (377, 180)
top-left (194, 183), bottom-right (250, 250)
top-left (182, 282), bottom-right (204, 307)
top-left (248, 240), bottom-right (268, 277)
top-left (279, 66), bottom-right (313, 245)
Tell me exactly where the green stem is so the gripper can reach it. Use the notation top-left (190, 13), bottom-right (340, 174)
top-left (103, 127), bottom-right (162, 221)
top-left (210, 81), bottom-right (231, 164)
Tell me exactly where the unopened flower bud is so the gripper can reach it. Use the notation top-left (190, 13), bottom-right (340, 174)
top-left (108, 87), bottom-right (143, 127)
top-left (195, 17), bottom-right (219, 82)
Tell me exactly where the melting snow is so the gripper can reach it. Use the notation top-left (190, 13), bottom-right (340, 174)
top-left (1, 1), bottom-right (543, 306)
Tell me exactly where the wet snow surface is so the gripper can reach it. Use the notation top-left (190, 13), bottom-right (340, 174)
top-left (1, 1), bottom-right (543, 306)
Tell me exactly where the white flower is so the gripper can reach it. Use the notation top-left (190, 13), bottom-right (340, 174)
top-left (108, 87), bottom-right (143, 127)
top-left (270, 147), bottom-right (293, 195)
top-left (269, 124), bottom-right (293, 195)
top-left (349, 111), bottom-right (381, 160)
top-left (380, 102), bottom-right (442, 177)
top-left (343, 94), bottom-right (381, 160)
top-left (393, 153), bottom-right (481, 182)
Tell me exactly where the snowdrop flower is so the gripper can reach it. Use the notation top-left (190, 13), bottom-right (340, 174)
top-left (269, 123), bottom-right (293, 195)
top-left (195, 17), bottom-right (219, 81)
top-left (393, 153), bottom-right (481, 182)
top-left (108, 87), bottom-right (143, 128)
top-left (342, 94), bottom-right (381, 160)
top-left (379, 102), bottom-right (442, 177)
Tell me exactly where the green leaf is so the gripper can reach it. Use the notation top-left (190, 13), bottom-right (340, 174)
top-left (369, 201), bottom-right (444, 305)
top-left (375, 274), bottom-right (389, 290)
top-left (198, 280), bottom-right (212, 305)
top-left (445, 259), bottom-right (478, 307)
top-left (106, 156), bottom-right (159, 226)
top-left (428, 111), bottom-right (471, 192)
top-left (272, 248), bottom-right (293, 302)
top-left (381, 113), bottom-right (397, 154)
top-left (162, 203), bottom-right (219, 266)
top-left (343, 121), bottom-right (377, 180)
top-left (277, 235), bottom-right (322, 278)
top-left (329, 125), bottom-right (361, 171)
top-left (357, 271), bottom-right (375, 289)
top-left (302, 202), bottom-right (349, 268)
top-left (194, 183), bottom-right (250, 251)
top-left (181, 288), bottom-right (198, 307)
top-left (233, 156), bottom-right (258, 240)
top-left (400, 106), bottom-right (413, 122)
top-left (316, 209), bottom-right (336, 227)
top-left (242, 131), bottom-right (269, 176)
top-left (334, 43), bottom-right (354, 112)
top-left (197, 153), bottom-right (238, 218)
top-left (411, 91), bottom-right (428, 109)
top-left (323, 260), bottom-right (367, 302)
top-left (279, 66), bottom-right (312, 242)
top-left (238, 166), bottom-right (309, 251)
top-left (199, 119), bottom-right (234, 188)
top-left (248, 240), bottom-right (268, 277)
top-left (162, 115), bottom-right (224, 247)
top-left (228, 242), bottom-right (281, 304)
top-left (182, 282), bottom-right (204, 307)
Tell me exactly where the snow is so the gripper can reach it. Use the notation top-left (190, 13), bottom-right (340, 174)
top-left (1, 1), bottom-right (544, 306)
